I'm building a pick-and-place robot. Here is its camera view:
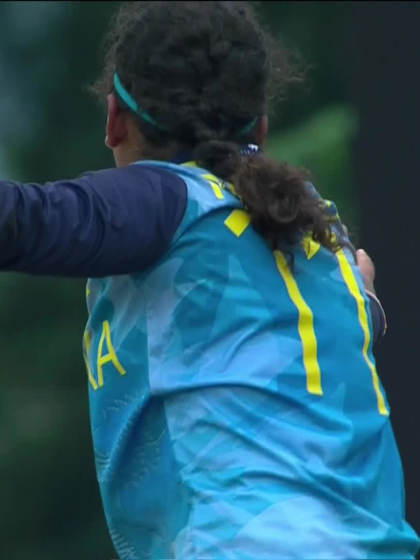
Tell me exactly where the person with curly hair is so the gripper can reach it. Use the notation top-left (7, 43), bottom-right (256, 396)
top-left (1, 2), bottom-right (418, 558)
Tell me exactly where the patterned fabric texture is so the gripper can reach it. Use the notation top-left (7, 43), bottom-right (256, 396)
top-left (84, 161), bottom-right (419, 560)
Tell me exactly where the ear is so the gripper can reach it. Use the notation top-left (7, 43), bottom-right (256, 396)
top-left (105, 93), bottom-right (129, 149)
top-left (255, 115), bottom-right (268, 147)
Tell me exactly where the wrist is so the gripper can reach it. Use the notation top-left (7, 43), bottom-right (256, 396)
top-left (365, 289), bottom-right (387, 336)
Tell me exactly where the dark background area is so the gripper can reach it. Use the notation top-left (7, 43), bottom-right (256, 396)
top-left (347, 3), bottom-right (420, 550)
top-left (0, 2), bottom-right (418, 558)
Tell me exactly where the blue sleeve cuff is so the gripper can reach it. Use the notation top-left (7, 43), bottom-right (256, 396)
top-left (367, 290), bottom-right (387, 344)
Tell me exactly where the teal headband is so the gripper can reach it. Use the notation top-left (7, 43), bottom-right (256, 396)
top-left (113, 72), bottom-right (258, 136)
top-left (239, 116), bottom-right (258, 136)
top-left (114, 72), bottom-right (167, 130)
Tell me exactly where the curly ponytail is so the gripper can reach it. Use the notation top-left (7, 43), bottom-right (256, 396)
top-left (194, 140), bottom-right (338, 251)
top-left (92, 1), bottom-right (339, 251)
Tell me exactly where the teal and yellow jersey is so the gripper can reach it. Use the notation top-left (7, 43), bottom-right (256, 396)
top-left (84, 161), bottom-right (419, 559)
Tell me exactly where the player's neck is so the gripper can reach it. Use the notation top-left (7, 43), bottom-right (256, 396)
top-left (112, 138), bottom-right (181, 168)
top-left (113, 147), bottom-right (142, 168)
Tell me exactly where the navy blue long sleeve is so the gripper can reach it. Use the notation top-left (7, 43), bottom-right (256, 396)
top-left (0, 164), bottom-right (187, 277)
top-left (0, 163), bottom-right (385, 342)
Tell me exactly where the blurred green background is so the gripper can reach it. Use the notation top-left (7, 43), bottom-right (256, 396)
top-left (0, 2), bottom-right (363, 558)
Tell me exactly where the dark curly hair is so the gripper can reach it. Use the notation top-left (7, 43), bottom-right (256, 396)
top-left (92, 1), bottom-right (339, 251)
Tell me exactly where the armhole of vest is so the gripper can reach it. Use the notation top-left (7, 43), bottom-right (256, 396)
top-left (134, 162), bottom-right (190, 249)
top-left (171, 179), bottom-right (190, 246)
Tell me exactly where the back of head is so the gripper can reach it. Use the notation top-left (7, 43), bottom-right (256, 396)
top-left (93, 1), bottom-right (339, 251)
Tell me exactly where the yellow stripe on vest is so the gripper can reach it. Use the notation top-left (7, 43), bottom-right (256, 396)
top-left (336, 250), bottom-right (389, 416)
top-left (274, 250), bottom-right (323, 396)
top-left (302, 234), bottom-right (321, 260)
top-left (224, 209), bottom-right (251, 237)
top-left (202, 173), bottom-right (224, 199)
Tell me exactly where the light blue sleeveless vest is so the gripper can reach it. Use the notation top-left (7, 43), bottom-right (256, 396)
top-left (84, 161), bottom-right (419, 560)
